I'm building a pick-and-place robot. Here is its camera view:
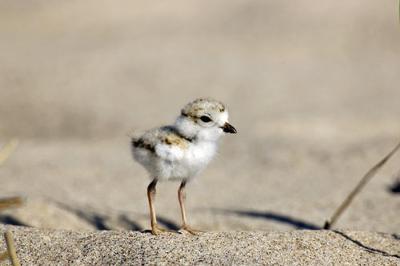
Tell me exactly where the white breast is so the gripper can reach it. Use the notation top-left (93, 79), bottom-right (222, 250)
top-left (183, 141), bottom-right (217, 177)
top-left (152, 140), bottom-right (217, 181)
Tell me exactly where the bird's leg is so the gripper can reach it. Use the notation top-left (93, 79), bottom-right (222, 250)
top-left (178, 180), bottom-right (203, 235)
top-left (147, 179), bottom-right (170, 235)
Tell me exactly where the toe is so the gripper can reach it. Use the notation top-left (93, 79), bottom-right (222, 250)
top-left (151, 225), bottom-right (164, 235)
top-left (151, 225), bottom-right (176, 235)
top-left (151, 228), bottom-right (161, 235)
top-left (180, 225), bottom-right (204, 235)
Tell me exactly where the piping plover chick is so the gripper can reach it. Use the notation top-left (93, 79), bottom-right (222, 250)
top-left (131, 98), bottom-right (237, 235)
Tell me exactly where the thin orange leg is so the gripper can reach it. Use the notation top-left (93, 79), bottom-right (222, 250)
top-left (178, 180), bottom-right (204, 235)
top-left (147, 179), bottom-right (171, 235)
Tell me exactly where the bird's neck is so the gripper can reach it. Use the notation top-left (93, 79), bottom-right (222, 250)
top-left (173, 116), bottom-right (198, 142)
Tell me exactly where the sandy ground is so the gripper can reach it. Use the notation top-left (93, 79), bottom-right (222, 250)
top-left (0, 1), bottom-right (400, 264)
top-left (1, 225), bottom-right (400, 265)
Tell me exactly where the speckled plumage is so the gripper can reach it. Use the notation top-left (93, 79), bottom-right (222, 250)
top-left (181, 98), bottom-right (225, 119)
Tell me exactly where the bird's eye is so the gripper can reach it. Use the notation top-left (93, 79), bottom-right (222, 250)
top-left (200, 116), bottom-right (212, 123)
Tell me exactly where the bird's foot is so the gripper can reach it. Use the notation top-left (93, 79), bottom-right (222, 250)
top-left (179, 224), bottom-right (204, 235)
top-left (151, 224), bottom-right (175, 235)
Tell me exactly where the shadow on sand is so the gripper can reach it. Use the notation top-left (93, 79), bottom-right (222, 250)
top-left (0, 215), bottom-right (26, 226)
top-left (388, 179), bottom-right (400, 194)
top-left (211, 208), bottom-right (321, 230)
top-left (212, 208), bottom-right (399, 259)
top-left (51, 201), bottom-right (180, 232)
top-left (332, 230), bottom-right (400, 259)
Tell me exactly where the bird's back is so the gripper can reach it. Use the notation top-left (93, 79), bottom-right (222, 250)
top-left (132, 126), bottom-right (193, 179)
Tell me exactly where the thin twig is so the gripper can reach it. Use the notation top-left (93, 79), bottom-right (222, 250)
top-left (0, 139), bottom-right (19, 166)
top-left (324, 140), bottom-right (400, 229)
top-left (4, 231), bottom-right (21, 266)
top-left (0, 197), bottom-right (23, 212)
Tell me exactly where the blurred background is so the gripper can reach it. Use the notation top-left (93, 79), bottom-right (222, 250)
top-left (1, 1), bottom-right (399, 233)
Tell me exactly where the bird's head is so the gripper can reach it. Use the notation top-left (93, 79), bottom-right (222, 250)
top-left (175, 98), bottom-right (237, 142)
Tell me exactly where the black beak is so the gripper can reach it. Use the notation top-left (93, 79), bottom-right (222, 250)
top-left (222, 122), bottom-right (237, 134)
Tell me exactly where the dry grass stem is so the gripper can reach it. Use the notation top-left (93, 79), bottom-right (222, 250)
top-left (0, 139), bottom-right (19, 166)
top-left (0, 197), bottom-right (23, 212)
top-left (4, 231), bottom-right (21, 266)
top-left (324, 140), bottom-right (400, 229)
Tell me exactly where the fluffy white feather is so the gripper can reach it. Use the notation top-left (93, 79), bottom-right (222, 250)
top-left (132, 98), bottom-right (236, 181)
